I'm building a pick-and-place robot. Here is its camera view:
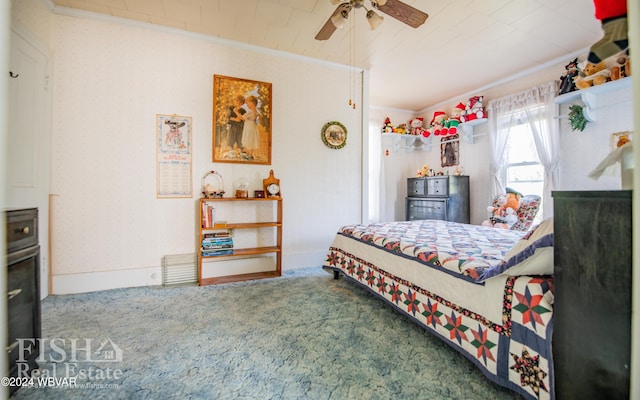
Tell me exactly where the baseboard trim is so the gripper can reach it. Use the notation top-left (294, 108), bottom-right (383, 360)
top-left (50, 251), bottom-right (327, 294)
top-left (51, 266), bottom-right (163, 294)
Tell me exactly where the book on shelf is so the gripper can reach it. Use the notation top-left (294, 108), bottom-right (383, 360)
top-left (202, 236), bottom-right (233, 243)
top-left (202, 235), bottom-right (233, 250)
top-left (201, 203), bottom-right (215, 228)
top-left (202, 245), bottom-right (233, 251)
top-left (201, 248), bottom-right (233, 256)
top-left (203, 231), bottom-right (230, 238)
top-left (202, 240), bottom-right (233, 248)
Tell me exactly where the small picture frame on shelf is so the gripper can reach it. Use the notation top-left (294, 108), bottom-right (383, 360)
top-left (254, 190), bottom-right (265, 198)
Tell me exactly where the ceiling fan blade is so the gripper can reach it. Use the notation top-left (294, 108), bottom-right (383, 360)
top-left (375, 0), bottom-right (428, 28)
top-left (315, 3), bottom-right (350, 40)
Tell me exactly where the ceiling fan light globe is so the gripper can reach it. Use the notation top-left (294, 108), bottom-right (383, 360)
top-left (373, 0), bottom-right (387, 6)
top-left (330, 0), bottom-right (342, 4)
top-left (367, 10), bottom-right (384, 30)
top-left (331, 11), bottom-right (348, 29)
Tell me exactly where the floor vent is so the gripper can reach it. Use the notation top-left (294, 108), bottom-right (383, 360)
top-left (162, 253), bottom-right (197, 286)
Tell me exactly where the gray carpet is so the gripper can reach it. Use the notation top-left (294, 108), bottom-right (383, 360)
top-left (12, 267), bottom-right (521, 399)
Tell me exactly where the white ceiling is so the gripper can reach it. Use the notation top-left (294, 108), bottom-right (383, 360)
top-left (51, 0), bottom-right (603, 111)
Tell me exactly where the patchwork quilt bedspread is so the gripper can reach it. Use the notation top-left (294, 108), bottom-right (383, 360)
top-left (323, 220), bottom-right (554, 400)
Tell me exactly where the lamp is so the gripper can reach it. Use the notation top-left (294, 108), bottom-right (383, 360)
top-left (330, 1), bottom-right (384, 31)
top-left (331, 9), bottom-right (349, 29)
top-left (366, 10), bottom-right (383, 30)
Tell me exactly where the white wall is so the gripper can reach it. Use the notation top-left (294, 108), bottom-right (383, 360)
top-left (1, 0), bottom-right (10, 395)
top-left (368, 106), bottom-right (415, 222)
top-left (13, 3), bottom-right (364, 293)
top-left (379, 56), bottom-right (634, 224)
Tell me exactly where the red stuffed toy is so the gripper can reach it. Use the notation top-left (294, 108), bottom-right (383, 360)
top-left (589, 0), bottom-right (628, 63)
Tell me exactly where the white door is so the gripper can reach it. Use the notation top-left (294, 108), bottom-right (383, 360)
top-left (8, 28), bottom-right (51, 299)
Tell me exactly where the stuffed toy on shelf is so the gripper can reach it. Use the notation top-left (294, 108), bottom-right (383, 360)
top-left (409, 117), bottom-right (429, 137)
top-left (382, 117), bottom-right (394, 133)
top-left (482, 187), bottom-right (522, 229)
top-left (460, 96), bottom-right (485, 123)
top-left (443, 103), bottom-right (465, 135)
top-left (430, 111), bottom-right (448, 136)
top-left (588, 0), bottom-right (628, 64)
top-left (574, 60), bottom-right (609, 89)
top-left (558, 58), bottom-right (579, 95)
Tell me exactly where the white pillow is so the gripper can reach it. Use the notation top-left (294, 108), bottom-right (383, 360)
top-left (477, 218), bottom-right (554, 281)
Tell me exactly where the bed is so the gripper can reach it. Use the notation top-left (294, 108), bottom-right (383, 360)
top-left (323, 218), bottom-right (554, 400)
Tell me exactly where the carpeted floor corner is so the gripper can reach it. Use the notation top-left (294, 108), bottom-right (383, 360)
top-left (11, 267), bottom-right (522, 399)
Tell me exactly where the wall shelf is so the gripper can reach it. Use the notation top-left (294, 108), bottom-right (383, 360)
top-left (459, 118), bottom-right (487, 143)
top-left (383, 118), bottom-right (487, 149)
top-left (554, 77), bottom-right (632, 122)
top-left (382, 133), bottom-right (432, 152)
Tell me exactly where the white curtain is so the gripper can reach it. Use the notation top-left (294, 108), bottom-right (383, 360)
top-left (486, 81), bottom-right (560, 218)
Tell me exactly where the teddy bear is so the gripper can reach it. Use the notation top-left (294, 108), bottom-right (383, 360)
top-left (409, 118), bottom-right (429, 137)
top-left (609, 53), bottom-right (631, 81)
top-left (481, 187), bottom-right (522, 229)
top-left (416, 164), bottom-right (430, 177)
top-left (429, 111), bottom-right (448, 136)
top-left (574, 60), bottom-right (609, 89)
top-left (395, 123), bottom-right (408, 134)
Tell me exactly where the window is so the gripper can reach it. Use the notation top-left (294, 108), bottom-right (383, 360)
top-left (489, 81), bottom-right (559, 222)
top-left (503, 115), bottom-right (544, 220)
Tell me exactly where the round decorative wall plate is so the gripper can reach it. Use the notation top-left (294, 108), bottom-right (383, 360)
top-left (321, 121), bottom-right (347, 149)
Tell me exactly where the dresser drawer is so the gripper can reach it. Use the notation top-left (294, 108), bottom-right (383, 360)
top-left (406, 198), bottom-right (447, 221)
top-left (427, 177), bottom-right (449, 197)
top-left (6, 208), bottom-right (38, 253)
top-left (407, 177), bottom-right (428, 197)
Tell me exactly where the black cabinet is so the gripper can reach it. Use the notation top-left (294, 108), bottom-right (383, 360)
top-left (552, 191), bottom-right (631, 400)
top-left (6, 208), bottom-right (41, 392)
top-left (406, 176), bottom-right (469, 223)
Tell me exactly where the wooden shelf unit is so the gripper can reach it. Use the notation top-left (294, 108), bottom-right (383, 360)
top-left (198, 196), bottom-right (282, 286)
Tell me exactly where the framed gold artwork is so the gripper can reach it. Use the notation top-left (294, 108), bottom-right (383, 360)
top-left (212, 75), bottom-right (272, 165)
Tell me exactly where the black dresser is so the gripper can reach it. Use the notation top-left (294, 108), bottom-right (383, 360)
top-left (552, 191), bottom-right (631, 399)
top-left (406, 176), bottom-right (469, 223)
top-left (6, 208), bottom-right (41, 391)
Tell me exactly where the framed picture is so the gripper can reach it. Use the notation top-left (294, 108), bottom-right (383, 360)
top-left (212, 75), bottom-right (272, 164)
top-left (321, 121), bottom-right (347, 149)
top-left (441, 134), bottom-right (460, 167)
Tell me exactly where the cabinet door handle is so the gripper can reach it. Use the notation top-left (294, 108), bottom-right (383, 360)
top-left (6, 341), bottom-right (19, 353)
top-left (15, 226), bottom-right (30, 235)
top-left (8, 288), bottom-right (22, 300)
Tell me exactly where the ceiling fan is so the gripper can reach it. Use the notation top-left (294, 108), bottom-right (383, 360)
top-left (315, 0), bottom-right (429, 40)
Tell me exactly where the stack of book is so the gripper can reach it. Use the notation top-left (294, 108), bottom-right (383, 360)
top-left (201, 232), bottom-right (233, 256)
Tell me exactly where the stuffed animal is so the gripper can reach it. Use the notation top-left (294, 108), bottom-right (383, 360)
top-left (481, 187), bottom-right (522, 229)
top-left (588, 0), bottom-right (628, 64)
top-left (416, 164), bottom-right (430, 177)
top-left (395, 123), bottom-right (408, 134)
top-left (430, 111), bottom-right (447, 136)
top-left (460, 96), bottom-right (485, 123)
top-left (410, 118), bottom-right (429, 137)
top-left (558, 58), bottom-right (579, 95)
top-left (574, 60), bottom-right (609, 89)
top-left (443, 103), bottom-right (465, 135)
top-left (609, 52), bottom-right (631, 80)
top-left (382, 117), bottom-right (394, 133)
